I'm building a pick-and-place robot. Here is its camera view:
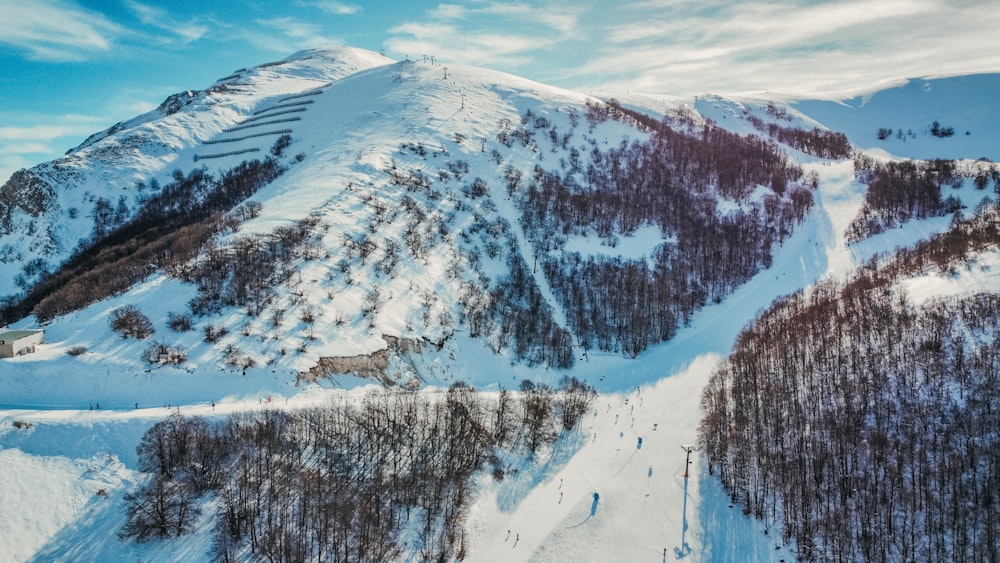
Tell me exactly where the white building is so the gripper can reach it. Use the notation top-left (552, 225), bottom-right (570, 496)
top-left (0, 329), bottom-right (44, 358)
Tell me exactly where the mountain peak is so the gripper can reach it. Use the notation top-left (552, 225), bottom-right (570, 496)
top-left (280, 44), bottom-right (393, 65)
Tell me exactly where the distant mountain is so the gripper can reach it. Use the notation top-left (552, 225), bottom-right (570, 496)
top-left (792, 73), bottom-right (1000, 161)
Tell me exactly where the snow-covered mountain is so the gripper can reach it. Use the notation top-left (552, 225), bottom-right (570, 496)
top-left (0, 46), bottom-right (998, 562)
top-left (0, 47), bottom-right (391, 297)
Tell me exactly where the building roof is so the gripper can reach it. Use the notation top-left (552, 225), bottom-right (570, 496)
top-left (0, 329), bottom-right (43, 340)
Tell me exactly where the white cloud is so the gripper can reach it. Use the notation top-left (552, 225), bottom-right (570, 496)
top-left (0, 121), bottom-right (102, 143)
top-left (256, 17), bottom-right (342, 51)
top-left (1, 142), bottom-right (52, 155)
top-left (126, 0), bottom-right (209, 44)
top-left (567, 0), bottom-right (1000, 97)
top-left (305, 1), bottom-right (363, 16)
top-left (429, 2), bottom-right (581, 35)
top-left (0, 114), bottom-right (106, 182)
top-left (387, 2), bottom-right (582, 69)
top-left (387, 0), bottom-right (1000, 98)
top-left (0, 0), bottom-right (121, 61)
top-left (386, 21), bottom-right (550, 68)
top-left (429, 4), bottom-right (468, 19)
top-left (229, 17), bottom-right (344, 55)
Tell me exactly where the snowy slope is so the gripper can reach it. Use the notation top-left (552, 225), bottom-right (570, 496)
top-left (619, 73), bottom-right (1000, 163)
top-left (1, 52), bottom-right (644, 389)
top-left (1, 47), bottom-right (999, 562)
top-left (791, 73), bottom-right (1000, 161)
top-left (0, 46), bottom-right (393, 298)
top-left (5, 168), bottom-right (995, 562)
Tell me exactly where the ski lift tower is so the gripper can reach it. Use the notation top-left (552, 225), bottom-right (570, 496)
top-left (681, 444), bottom-right (696, 478)
top-left (675, 444), bottom-right (698, 559)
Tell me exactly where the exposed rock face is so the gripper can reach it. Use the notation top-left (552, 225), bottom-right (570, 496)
top-left (157, 89), bottom-right (201, 115)
top-left (296, 334), bottom-right (443, 385)
top-left (0, 170), bottom-right (53, 232)
top-left (300, 347), bottom-right (390, 383)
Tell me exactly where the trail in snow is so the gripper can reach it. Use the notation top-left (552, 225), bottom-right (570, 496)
top-left (462, 354), bottom-right (788, 563)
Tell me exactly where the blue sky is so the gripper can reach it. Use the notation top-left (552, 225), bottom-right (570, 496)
top-left (2, 0), bottom-right (999, 182)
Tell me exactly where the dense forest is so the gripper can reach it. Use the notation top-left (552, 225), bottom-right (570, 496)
top-left (744, 110), bottom-right (852, 160)
top-left (511, 103), bottom-right (820, 357)
top-left (121, 380), bottom-right (595, 562)
top-left (699, 201), bottom-right (1000, 562)
top-left (473, 250), bottom-right (575, 369)
top-left (846, 156), bottom-right (966, 242)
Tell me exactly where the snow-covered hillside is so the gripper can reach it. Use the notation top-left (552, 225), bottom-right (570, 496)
top-left (0, 46), bottom-right (393, 297)
top-left (2, 49), bottom-right (645, 388)
top-left (1, 46), bottom-right (998, 562)
top-left (618, 73), bottom-right (1000, 164)
top-left (792, 73), bottom-right (1000, 161)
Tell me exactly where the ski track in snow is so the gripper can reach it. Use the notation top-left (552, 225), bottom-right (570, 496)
top-left (1, 48), bottom-right (998, 562)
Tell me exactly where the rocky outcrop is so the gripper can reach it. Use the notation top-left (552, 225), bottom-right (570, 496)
top-left (299, 346), bottom-right (390, 383)
top-left (0, 170), bottom-right (54, 232)
top-left (296, 334), bottom-right (445, 385)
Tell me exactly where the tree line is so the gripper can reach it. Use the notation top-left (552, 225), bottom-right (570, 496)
top-left (744, 113), bottom-right (852, 159)
top-left (178, 214), bottom-right (322, 318)
top-left (846, 156), bottom-right (963, 242)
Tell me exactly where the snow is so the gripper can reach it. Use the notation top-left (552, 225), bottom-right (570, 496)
top-left (1, 45), bottom-right (998, 561)
top-left (791, 73), bottom-right (1000, 162)
top-left (899, 252), bottom-right (1000, 305)
top-left (0, 449), bottom-right (124, 563)
top-left (0, 46), bottom-right (395, 297)
top-left (560, 224), bottom-right (673, 268)
top-left (464, 353), bottom-right (788, 563)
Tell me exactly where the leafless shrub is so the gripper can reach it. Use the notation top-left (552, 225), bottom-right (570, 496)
top-left (167, 312), bottom-right (193, 332)
top-left (109, 305), bottom-right (154, 339)
top-left (203, 324), bottom-right (227, 343)
top-left (142, 341), bottom-right (188, 365)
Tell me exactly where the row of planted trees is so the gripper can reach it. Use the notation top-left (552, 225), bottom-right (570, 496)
top-left (122, 378), bottom-right (595, 562)
top-left (699, 202), bottom-right (1000, 561)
